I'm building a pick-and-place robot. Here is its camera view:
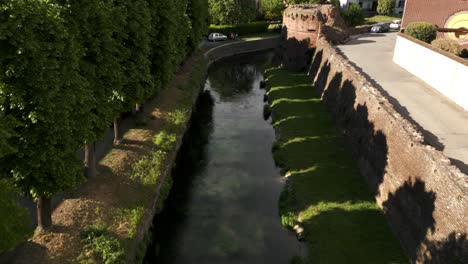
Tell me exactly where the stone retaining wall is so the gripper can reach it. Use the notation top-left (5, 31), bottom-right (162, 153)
top-left (310, 36), bottom-right (468, 263)
top-left (204, 37), bottom-right (280, 66)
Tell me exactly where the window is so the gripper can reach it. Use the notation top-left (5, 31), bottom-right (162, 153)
top-left (398, 0), bottom-right (405, 8)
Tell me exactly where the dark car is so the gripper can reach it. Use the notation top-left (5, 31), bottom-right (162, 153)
top-left (371, 23), bottom-right (390, 33)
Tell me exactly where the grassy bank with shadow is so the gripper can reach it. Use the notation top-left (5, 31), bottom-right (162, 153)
top-left (264, 67), bottom-right (407, 263)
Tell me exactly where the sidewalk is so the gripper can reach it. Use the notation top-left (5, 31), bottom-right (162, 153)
top-left (337, 32), bottom-right (468, 173)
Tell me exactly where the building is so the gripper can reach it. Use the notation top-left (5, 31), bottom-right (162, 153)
top-left (339, 0), bottom-right (406, 15)
top-left (401, 0), bottom-right (468, 48)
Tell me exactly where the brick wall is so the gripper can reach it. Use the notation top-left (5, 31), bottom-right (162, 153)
top-left (402, 0), bottom-right (468, 28)
top-left (309, 36), bottom-right (468, 263)
top-left (402, 0), bottom-right (468, 47)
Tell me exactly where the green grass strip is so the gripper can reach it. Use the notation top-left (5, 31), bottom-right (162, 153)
top-left (265, 67), bottom-right (407, 264)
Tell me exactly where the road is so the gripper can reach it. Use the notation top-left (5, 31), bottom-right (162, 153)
top-left (336, 32), bottom-right (468, 174)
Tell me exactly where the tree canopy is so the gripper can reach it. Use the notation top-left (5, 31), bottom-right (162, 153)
top-left (208, 0), bottom-right (258, 24)
top-left (0, 0), bottom-right (209, 235)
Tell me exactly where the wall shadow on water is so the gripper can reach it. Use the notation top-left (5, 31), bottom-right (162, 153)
top-left (309, 53), bottom-right (468, 262)
top-left (143, 90), bottom-right (214, 263)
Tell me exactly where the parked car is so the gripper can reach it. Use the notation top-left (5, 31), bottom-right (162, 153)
top-left (390, 20), bottom-right (402, 30)
top-left (371, 23), bottom-right (390, 33)
top-left (208, 33), bottom-right (228, 42)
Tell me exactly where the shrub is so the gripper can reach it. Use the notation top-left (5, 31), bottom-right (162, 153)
top-left (131, 150), bottom-right (165, 186)
top-left (431, 39), bottom-right (461, 56)
top-left (268, 23), bottom-right (282, 33)
top-left (405, 22), bottom-right (437, 43)
top-left (329, 0), bottom-right (341, 8)
top-left (461, 49), bottom-right (468, 58)
top-left (208, 21), bottom-right (270, 35)
top-left (153, 130), bottom-right (177, 151)
top-left (377, 0), bottom-right (395, 16)
top-left (79, 224), bottom-right (125, 264)
top-left (342, 3), bottom-right (365, 27)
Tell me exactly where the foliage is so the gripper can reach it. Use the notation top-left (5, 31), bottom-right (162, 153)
top-left (265, 67), bottom-right (407, 263)
top-left (58, 0), bottom-right (124, 143)
top-left (153, 130), bottom-right (177, 151)
top-left (431, 39), bottom-right (461, 56)
top-left (365, 15), bottom-right (401, 25)
top-left (268, 23), bottom-right (282, 32)
top-left (342, 3), bottom-right (365, 27)
top-left (131, 150), bottom-right (166, 186)
top-left (262, 0), bottom-right (286, 21)
top-left (79, 224), bottom-right (125, 264)
top-left (209, 21), bottom-right (270, 35)
top-left (329, 0), bottom-right (341, 8)
top-left (0, 0), bottom-right (86, 199)
top-left (208, 0), bottom-right (258, 25)
top-left (115, 206), bottom-right (144, 238)
top-left (115, 0), bottom-right (153, 111)
top-left (187, 0), bottom-right (209, 51)
top-left (377, 0), bottom-right (395, 16)
top-left (0, 179), bottom-right (31, 253)
top-left (461, 49), bottom-right (468, 58)
top-left (149, 0), bottom-right (190, 90)
top-left (405, 22), bottom-right (437, 43)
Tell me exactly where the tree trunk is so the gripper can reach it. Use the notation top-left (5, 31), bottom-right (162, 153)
top-left (84, 143), bottom-right (96, 178)
top-left (135, 103), bottom-right (142, 113)
top-left (113, 117), bottom-right (121, 145)
top-left (136, 103), bottom-right (145, 124)
top-left (37, 196), bottom-right (52, 230)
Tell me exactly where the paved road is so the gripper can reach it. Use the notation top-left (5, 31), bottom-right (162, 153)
top-left (337, 32), bottom-right (468, 174)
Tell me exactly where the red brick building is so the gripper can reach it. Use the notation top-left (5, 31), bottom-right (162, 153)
top-left (402, 0), bottom-right (468, 47)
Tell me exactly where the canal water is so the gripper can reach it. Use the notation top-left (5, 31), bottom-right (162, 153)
top-left (144, 51), bottom-right (301, 263)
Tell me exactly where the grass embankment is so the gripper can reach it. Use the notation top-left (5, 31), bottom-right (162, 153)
top-left (264, 68), bottom-right (407, 263)
top-left (364, 15), bottom-right (401, 25)
top-left (6, 53), bottom-right (207, 264)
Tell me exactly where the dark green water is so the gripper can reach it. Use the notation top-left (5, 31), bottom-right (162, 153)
top-left (144, 51), bottom-right (301, 264)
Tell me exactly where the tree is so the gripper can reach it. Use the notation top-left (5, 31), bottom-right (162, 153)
top-left (187, 0), bottom-right (209, 51)
top-left (342, 3), bottom-right (365, 27)
top-left (56, 0), bottom-right (125, 177)
top-left (262, 0), bottom-right (286, 20)
top-left (208, 0), bottom-right (258, 24)
top-left (0, 0), bottom-right (88, 229)
top-left (377, 0), bottom-right (395, 16)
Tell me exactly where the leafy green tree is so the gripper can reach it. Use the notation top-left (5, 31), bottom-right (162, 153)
top-left (342, 3), bottom-right (365, 26)
top-left (262, 0), bottom-right (286, 20)
top-left (208, 0), bottom-right (258, 24)
top-left (0, 0), bottom-right (88, 229)
top-left (187, 0), bottom-right (209, 51)
top-left (56, 0), bottom-right (125, 176)
top-left (377, 0), bottom-right (395, 16)
top-left (149, 0), bottom-right (190, 92)
top-left (119, 0), bottom-right (153, 110)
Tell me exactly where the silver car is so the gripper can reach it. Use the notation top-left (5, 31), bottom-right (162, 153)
top-left (208, 33), bottom-right (228, 42)
top-left (371, 23), bottom-right (390, 33)
top-left (390, 20), bottom-right (402, 30)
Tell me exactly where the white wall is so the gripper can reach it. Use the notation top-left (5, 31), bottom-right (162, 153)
top-left (393, 35), bottom-right (468, 110)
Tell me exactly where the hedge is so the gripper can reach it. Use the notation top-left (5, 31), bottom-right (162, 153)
top-left (208, 21), bottom-right (270, 35)
top-left (405, 22), bottom-right (437, 43)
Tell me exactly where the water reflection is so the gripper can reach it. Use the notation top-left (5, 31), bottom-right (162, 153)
top-left (144, 51), bottom-right (300, 264)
